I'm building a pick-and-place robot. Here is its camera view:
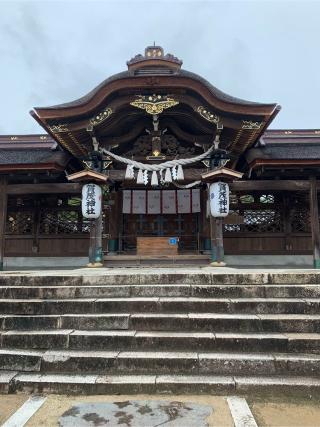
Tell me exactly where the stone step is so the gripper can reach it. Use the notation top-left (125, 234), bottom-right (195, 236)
top-left (3, 330), bottom-right (320, 353)
top-left (2, 284), bottom-right (320, 299)
top-left (2, 272), bottom-right (320, 287)
top-left (1, 297), bottom-right (320, 315)
top-left (2, 313), bottom-right (320, 332)
top-left (9, 372), bottom-right (320, 395)
top-left (1, 371), bottom-right (319, 395)
top-left (1, 349), bottom-right (320, 376)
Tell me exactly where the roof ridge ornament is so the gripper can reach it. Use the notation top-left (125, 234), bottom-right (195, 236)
top-left (127, 45), bottom-right (182, 74)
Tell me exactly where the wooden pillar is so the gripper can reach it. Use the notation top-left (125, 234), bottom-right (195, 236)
top-left (210, 215), bottom-right (225, 265)
top-left (88, 215), bottom-right (103, 266)
top-left (310, 177), bottom-right (320, 268)
top-left (88, 220), bottom-right (96, 264)
top-left (94, 213), bottom-right (103, 264)
top-left (0, 177), bottom-right (8, 271)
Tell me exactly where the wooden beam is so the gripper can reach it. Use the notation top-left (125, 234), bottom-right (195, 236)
top-left (7, 183), bottom-right (82, 195)
top-left (6, 179), bottom-right (318, 194)
top-left (310, 177), bottom-right (320, 268)
top-left (0, 177), bottom-right (7, 270)
top-left (230, 180), bottom-right (310, 192)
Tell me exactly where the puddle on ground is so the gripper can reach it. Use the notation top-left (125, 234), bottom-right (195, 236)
top-left (59, 399), bottom-right (212, 426)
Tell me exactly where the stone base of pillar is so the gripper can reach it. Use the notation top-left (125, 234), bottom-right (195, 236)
top-left (86, 262), bottom-right (104, 268)
top-left (210, 261), bottom-right (226, 267)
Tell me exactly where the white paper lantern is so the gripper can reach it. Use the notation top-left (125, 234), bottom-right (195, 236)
top-left (209, 182), bottom-right (229, 217)
top-left (82, 184), bottom-right (102, 219)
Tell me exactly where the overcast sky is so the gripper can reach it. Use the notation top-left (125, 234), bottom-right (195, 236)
top-left (0, 0), bottom-right (319, 134)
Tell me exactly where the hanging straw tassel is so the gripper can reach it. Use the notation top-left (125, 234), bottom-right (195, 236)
top-left (177, 164), bottom-right (184, 181)
top-left (136, 169), bottom-right (144, 184)
top-left (164, 168), bottom-right (172, 183)
top-left (151, 171), bottom-right (158, 186)
top-left (125, 164), bottom-right (134, 180)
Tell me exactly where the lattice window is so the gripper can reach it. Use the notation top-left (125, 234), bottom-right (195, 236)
top-left (224, 210), bottom-right (241, 232)
top-left (290, 208), bottom-right (310, 232)
top-left (242, 210), bottom-right (282, 232)
top-left (6, 212), bottom-right (34, 234)
top-left (225, 191), bottom-right (284, 233)
top-left (224, 208), bottom-right (283, 233)
top-left (39, 210), bottom-right (89, 234)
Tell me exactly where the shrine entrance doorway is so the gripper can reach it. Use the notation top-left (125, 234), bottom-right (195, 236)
top-left (121, 213), bottom-right (200, 254)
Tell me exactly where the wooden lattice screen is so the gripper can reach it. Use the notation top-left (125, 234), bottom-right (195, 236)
top-left (3, 191), bottom-right (314, 256)
top-left (6, 196), bottom-right (90, 235)
top-left (223, 191), bottom-right (312, 254)
top-left (225, 191), bottom-right (311, 234)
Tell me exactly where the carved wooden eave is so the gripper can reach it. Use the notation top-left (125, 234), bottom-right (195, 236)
top-left (67, 170), bottom-right (108, 183)
top-left (31, 46), bottom-right (281, 168)
top-left (201, 167), bottom-right (243, 183)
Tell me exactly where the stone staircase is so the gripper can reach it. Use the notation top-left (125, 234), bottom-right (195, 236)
top-left (1, 271), bottom-right (320, 395)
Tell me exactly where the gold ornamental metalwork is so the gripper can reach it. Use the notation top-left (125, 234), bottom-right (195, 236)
top-left (196, 106), bottom-right (220, 124)
top-left (130, 94), bottom-right (179, 115)
top-left (241, 120), bottom-right (262, 130)
top-left (48, 123), bottom-right (69, 133)
top-left (89, 107), bottom-right (113, 126)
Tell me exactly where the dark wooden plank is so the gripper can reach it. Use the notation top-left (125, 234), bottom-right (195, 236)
top-left (0, 177), bottom-right (7, 270)
top-left (7, 183), bottom-right (82, 195)
top-left (230, 180), bottom-right (310, 192)
top-left (310, 177), bottom-right (320, 268)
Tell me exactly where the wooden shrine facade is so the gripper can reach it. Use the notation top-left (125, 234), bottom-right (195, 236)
top-left (1, 179), bottom-right (317, 260)
top-left (0, 46), bottom-right (319, 267)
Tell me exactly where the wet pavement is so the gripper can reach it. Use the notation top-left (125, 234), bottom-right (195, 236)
top-left (1, 393), bottom-right (320, 426)
top-left (59, 399), bottom-right (212, 427)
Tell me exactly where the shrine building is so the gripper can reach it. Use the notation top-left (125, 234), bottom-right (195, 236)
top-left (1, 45), bottom-right (319, 269)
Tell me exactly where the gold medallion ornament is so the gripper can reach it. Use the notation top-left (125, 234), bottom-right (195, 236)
top-left (89, 107), bottom-right (113, 126)
top-left (130, 94), bottom-right (179, 115)
top-left (196, 106), bottom-right (220, 124)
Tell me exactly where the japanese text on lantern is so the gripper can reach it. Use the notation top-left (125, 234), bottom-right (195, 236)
top-left (81, 184), bottom-right (102, 219)
top-left (218, 182), bottom-right (228, 214)
top-left (87, 184), bottom-right (96, 215)
top-left (209, 182), bottom-right (229, 217)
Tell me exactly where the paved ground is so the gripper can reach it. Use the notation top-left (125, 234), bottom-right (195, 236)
top-left (1, 393), bottom-right (320, 426)
top-left (1, 266), bottom-right (319, 276)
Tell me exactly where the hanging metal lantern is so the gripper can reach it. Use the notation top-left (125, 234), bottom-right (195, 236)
top-left (209, 182), bottom-right (229, 217)
top-left (82, 183), bottom-right (102, 219)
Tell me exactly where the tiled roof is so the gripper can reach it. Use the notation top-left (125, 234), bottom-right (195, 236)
top-left (0, 137), bottom-right (70, 167)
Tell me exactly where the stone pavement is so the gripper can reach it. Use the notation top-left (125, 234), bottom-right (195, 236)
top-left (2, 393), bottom-right (320, 426)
